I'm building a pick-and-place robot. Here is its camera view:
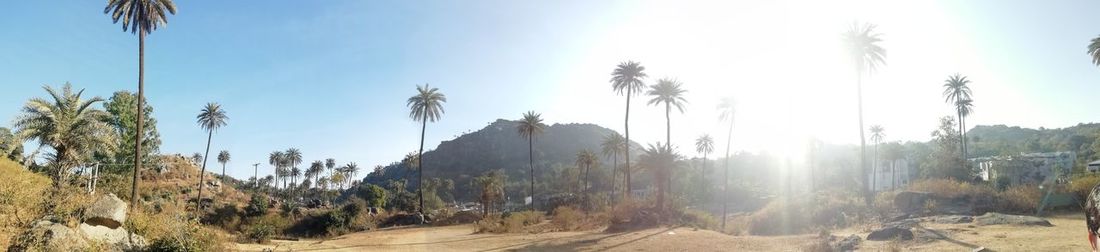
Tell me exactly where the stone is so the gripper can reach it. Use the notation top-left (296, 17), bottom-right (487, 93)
top-left (84, 193), bottom-right (128, 229)
top-left (894, 191), bottom-right (931, 213)
top-left (78, 223), bottom-right (147, 251)
top-left (974, 212), bottom-right (1052, 226)
top-left (884, 219), bottom-right (919, 229)
top-left (833, 234), bottom-right (860, 251)
top-left (925, 215), bottom-right (974, 224)
top-left (8, 219), bottom-right (89, 251)
top-left (867, 226), bottom-right (914, 241)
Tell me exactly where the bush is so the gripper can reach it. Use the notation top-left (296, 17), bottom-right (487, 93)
top-left (997, 184), bottom-right (1042, 213)
top-left (244, 219), bottom-right (276, 244)
top-left (202, 204), bottom-right (242, 231)
top-left (354, 184), bottom-right (388, 208)
top-left (475, 211), bottom-right (544, 233)
top-left (676, 209), bottom-right (717, 230)
top-left (245, 194), bottom-right (270, 217)
top-left (141, 214), bottom-right (227, 252)
top-left (907, 178), bottom-right (994, 200)
top-left (1070, 174), bottom-right (1100, 202)
top-left (551, 206), bottom-right (583, 230)
top-left (0, 158), bottom-right (50, 248)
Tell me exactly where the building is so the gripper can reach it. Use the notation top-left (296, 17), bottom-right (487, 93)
top-left (972, 151), bottom-right (1075, 184)
top-left (868, 159), bottom-right (912, 192)
top-left (1088, 160), bottom-right (1100, 173)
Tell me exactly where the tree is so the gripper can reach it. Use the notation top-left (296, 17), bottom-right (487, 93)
top-left (104, 0), bottom-right (178, 209)
top-left (694, 134), bottom-right (714, 203)
top-left (195, 102), bottom-right (228, 205)
top-left (517, 111), bottom-right (546, 209)
top-left (1089, 35), bottom-right (1100, 67)
top-left (269, 151), bottom-right (284, 189)
top-left (957, 98), bottom-right (974, 158)
top-left (407, 84), bottom-right (446, 213)
top-left (842, 21), bottom-right (886, 205)
top-left (943, 73), bottom-right (973, 160)
top-left (639, 142), bottom-right (679, 212)
top-left (345, 162), bottom-right (360, 187)
top-left (716, 97), bottom-right (736, 230)
top-left (610, 61), bottom-right (647, 201)
top-left (355, 184), bottom-right (387, 208)
top-left (102, 91), bottom-right (161, 174)
top-left (647, 78), bottom-right (687, 196)
top-left (325, 158), bottom-right (336, 181)
top-left (217, 150), bottom-right (230, 183)
top-left (601, 132), bottom-right (626, 204)
top-left (575, 149), bottom-right (598, 208)
top-left (923, 116), bottom-right (971, 180)
top-left (0, 127), bottom-right (25, 163)
top-left (869, 125), bottom-right (884, 191)
top-left (308, 160), bottom-right (324, 189)
top-left (285, 148), bottom-right (303, 185)
top-left (14, 83), bottom-right (116, 187)
top-left (472, 170), bottom-right (505, 217)
top-left (191, 153), bottom-right (203, 165)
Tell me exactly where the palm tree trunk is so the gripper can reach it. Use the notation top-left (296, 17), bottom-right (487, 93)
top-left (721, 114), bottom-right (734, 231)
top-left (196, 130), bottom-right (213, 207)
top-left (610, 153), bottom-right (617, 206)
top-left (584, 163), bottom-right (590, 210)
top-left (665, 103), bottom-right (672, 199)
top-left (529, 137), bottom-right (535, 209)
top-left (418, 114), bottom-right (427, 213)
top-left (130, 31), bottom-right (145, 209)
top-left (221, 163), bottom-right (226, 184)
top-left (700, 153), bottom-right (707, 204)
top-left (624, 88), bottom-right (632, 201)
top-left (857, 71), bottom-right (870, 206)
top-left (872, 144), bottom-right (878, 192)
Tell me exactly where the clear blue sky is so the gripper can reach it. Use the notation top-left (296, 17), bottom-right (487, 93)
top-left (2, 0), bottom-right (1099, 180)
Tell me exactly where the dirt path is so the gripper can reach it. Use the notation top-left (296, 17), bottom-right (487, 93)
top-left (234, 214), bottom-right (1088, 251)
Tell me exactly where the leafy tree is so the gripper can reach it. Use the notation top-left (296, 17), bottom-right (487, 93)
top-left (407, 84), bottom-right (446, 213)
top-left (601, 132), bottom-right (626, 204)
top-left (102, 91), bottom-right (161, 173)
top-left (14, 83), bottom-right (116, 187)
top-left (517, 111), bottom-right (546, 208)
top-left (195, 102), bottom-right (228, 204)
top-left (0, 127), bottom-right (23, 163)
top-left (943, 73), bottom-right (974, 159)
top-left (610, 61), bottom-right (647, 200)
top-left (104, 0), bottom-right (177, 209)
top-left (354, 184), bottom-right (387, 208)
top-left (716, 97), bottom-right (736, 229)
top-left (842, 21), bottom-right (886, 205)
top-left (922, 116), bottom-right (972, 180)
top-left (246, 193), bottom-right (269, 217)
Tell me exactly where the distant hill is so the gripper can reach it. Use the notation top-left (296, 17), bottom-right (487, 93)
top-left (363, 119), bottom-right (640, 202)
top-left (968, 123), bottom-right (1100, 172)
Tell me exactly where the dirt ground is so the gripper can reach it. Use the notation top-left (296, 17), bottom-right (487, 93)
top-left (233, 213), bottom-right (1090, 251)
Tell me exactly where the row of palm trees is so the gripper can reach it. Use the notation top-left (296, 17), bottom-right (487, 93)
top-left (266, 150), bottom-right (360, 192)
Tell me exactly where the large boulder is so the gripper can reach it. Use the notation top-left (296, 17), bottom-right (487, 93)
top-left (84, 193), bottom-right (128, 229)
top-left (974, 212), bottom-right (1052, 226)
top-left (893, 191), bottom-right (931, 213)
top-left (834, 234), bottom-right (861, 251)
top-left (867, 226), bottom-right (914, 241)
top-left (925, 215), bottom-right (974, 224)
top-left (8, 219), bottom-right (90, 251)
top-left (79, 223), bottom-right (147, 251)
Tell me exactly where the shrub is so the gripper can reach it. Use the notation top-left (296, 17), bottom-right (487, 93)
top-left (141, 214), bottom-right (227, 252)
top-left (907, 178), bottom-right (994, 200)
top-left (0, 158), bottom-right (50, 248)
top-left (551, 206), bottom-right (583, 230)
top-left (245, 194), bottom-right (270, 217)
top-left (244, 219), bottom-right (276, 244)
top-left (1070, 174), bottom-right (1100, 202)
top-left (475, 211), bottom-right (544, 233)
top-left (354, 184), bottom-right (388, 208)
top-left (677, 208), bottom-right (717, 230)
top-left (202, 204), bottom-right (242, 231)
top-left (997, 184), bottom-right (1042, 213)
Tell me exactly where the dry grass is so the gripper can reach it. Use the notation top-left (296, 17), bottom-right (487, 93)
top-left (907, 178), bottom-right (995, 199)
top-left (0, 158), bottom-right (51, 248)
top-left (997, 183), bottom-right (1042, 213)
top-left (475, 210), bottom-right (546, 233)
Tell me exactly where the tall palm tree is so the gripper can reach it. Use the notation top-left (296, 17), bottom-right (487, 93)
top-left (942, 74), bottom-right (973, 159)
top-left (694, 134), bottom-right (714, 203)
top-left (716, 97), bottom-right (736, 230)
top-left (575, 149), bottom-right (598, 208)
top-left (104, 0), bottom-right (177, 209)
top-left (325, 158), bottom-right (336, 180)
top-left (1089, 35), bottom-right (1100, 67)
top-left (290, 167), bottom-right (301, 187)
top-left (869, 125), bottom-right (884, 191)
top-left (407, 84), bottom-right (446, 213)
top-left (217, 150), bottom-right (230, 183)
top-left (517, 111), bottom-right (546, 209)
top-left (600, 132), bottom-right (626, 204)
top-left (14, 84), bottom-right (116, 187)
top-left (647, 78), bottom-right (687, 195)
top-left (345, 162), bottom-right (360, 188)
top-left (956, 99), bottom-right (974, 158)
top-left (610, 61), bottom-right (647, 200)
top-left (842, 21), bottom-right (886, 205)
top-left (194, 102), bottom-right (227, 205)
top-left (285, 148), bottom-right (302, 183)
top-left (308, 161), bottom-right (324, 189)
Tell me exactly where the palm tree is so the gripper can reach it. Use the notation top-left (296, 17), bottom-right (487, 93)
top-left (308, 161), bottom-right (324, 189)
top-left (104, 0), bottom-right (177, 209)
top-left (345, 162), bottom-right (360, 188)
top-left (600, 132), bottom-right (626, 204)
top-left (610, 61), bottom-right (647, 200)
top-left (407, 84), bottom-right (446, 213)
top-left (716, 97), bottom-right (736, 230)
top-left (285, 148), bottom-right (303, 184)
top-left (217, 150), bottom-right (230, 183)
top-left (195, 102), bottom-right (228, 205)
top-left (290, 167), bottom-right (301, 187)
top-left (1089, 35), bottom-right (1100, 67)
top-left (575, 149), bottom-right (598, 208)
top-left (842, 21), bottom-right (886, 205)
top-left (957, 99), bottom-right (974, 158)
top-left (869, 125), bottom-right (884, 191)
top-left (639, 143), bottom-right (678, 212)
top-left (269, 151), bottom-right (284, 189)
top-left (694, 134), bottom-right (714, 203)
top-left (14, 84), bottom-right (115, 188)
top-left (942, 74), bottom-right (973, 159)
top-left (647, 78), bottom-right (687, 195)
top-left (325, 158), bottom-right (336, 180)
top-left (517, 111), bottom-right (546, 209)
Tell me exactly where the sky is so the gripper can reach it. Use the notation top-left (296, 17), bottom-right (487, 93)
top-left (1, 0), bottom-right (1099, 181)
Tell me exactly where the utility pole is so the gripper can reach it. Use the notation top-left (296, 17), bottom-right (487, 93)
top-left (252, 163), bottom-right (260, 189)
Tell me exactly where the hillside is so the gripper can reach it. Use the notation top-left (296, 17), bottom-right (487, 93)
top-left (968, 123), bottom-right (1100, 172)
top-left (364, 119), bottom-right (640, 202)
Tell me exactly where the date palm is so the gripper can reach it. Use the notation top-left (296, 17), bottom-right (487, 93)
top-left (716, 97), bottom-right (736, 230)
top-left (575, 149), bottom-right (598, 207)
top-left (610, 61), bottom-right (647, 200)
top-left (345, 162), bottom-right (360, 188)
top-left (407, 84), bottom-right (446, 213)
top-left (517, 111), bottom-right (546, 209)
top-left (694, 134), bottom-right (714, 202)
top-left (843, 21), bottom-right (886, 205)
top-left (104, 0), bottom-right (177, 209)
top-left (1089, 35), bottom-right (1100, 67)
top-left (639, 142), bottom-right (678, 212)
top-left (217, 150), bottom-right (230, 183)
top-left (869, 125), bottom-right (884, 190)
top-left (14, 83), bottom-right (115, 187)
top-left (195, 102), bottom-right (227, 205)
top-left (943, 74), bottom-right (973, 159)
top-left (647, 78), bottom-right (687, 195)
top-left (325, 158), bottom-right (336, 180)
top-left (601, 132), bottom-right (626, 204)
top-left (308, 161), bottom-right (324, 189)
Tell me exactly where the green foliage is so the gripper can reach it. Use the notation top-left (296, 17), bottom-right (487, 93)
top-left (354, 184), bottom-right (388, 208)
top-left (100, 90), bottom-right (161, 174)
top-left (146, 217), bottom-right (226, 252)
top-left (968, 123), bottom-right (1100, 175)
top-left (921, 116), bottom-right (973, 180)
top-left (245, 220), bottom-right (276, 244)
top-left (14, 83), bottom-right (116, 181)
top-left (388, 190), bottom-right (417, 213)
top-left (0, 128), bottom-right (23, 163)
top-left (245, 194), bottom-right (270, 217)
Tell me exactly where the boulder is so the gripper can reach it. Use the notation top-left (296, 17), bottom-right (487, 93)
top-left (884, 218), bottom-right (919, 229)
top-left (867, 226), bottom-right (914, 241)
top-left (974, 212), bottom-right (1052, 226)
top-left (894, 191), bottom-right (931, 213)
top-left (8, 219), bottom-right (89, 251)
top-left (925, 215), bottom-right (974, 224)
top-left (84, 193), bottom-right (128, 229)
top-left (78, 223), bottom-right (147, 251)
top-left (833, 234), bottom-right (860, 251)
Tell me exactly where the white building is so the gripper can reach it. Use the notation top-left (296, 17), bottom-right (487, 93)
top-left (868, 159), bottom-right (912, 192)
top-left (973, 151), bottom-right (1075, 184)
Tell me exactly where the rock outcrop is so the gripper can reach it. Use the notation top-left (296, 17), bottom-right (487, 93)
top-left (974, 212), bottom-right (1052, 226)
top-left (84, 193), bottom-right (127, 228)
